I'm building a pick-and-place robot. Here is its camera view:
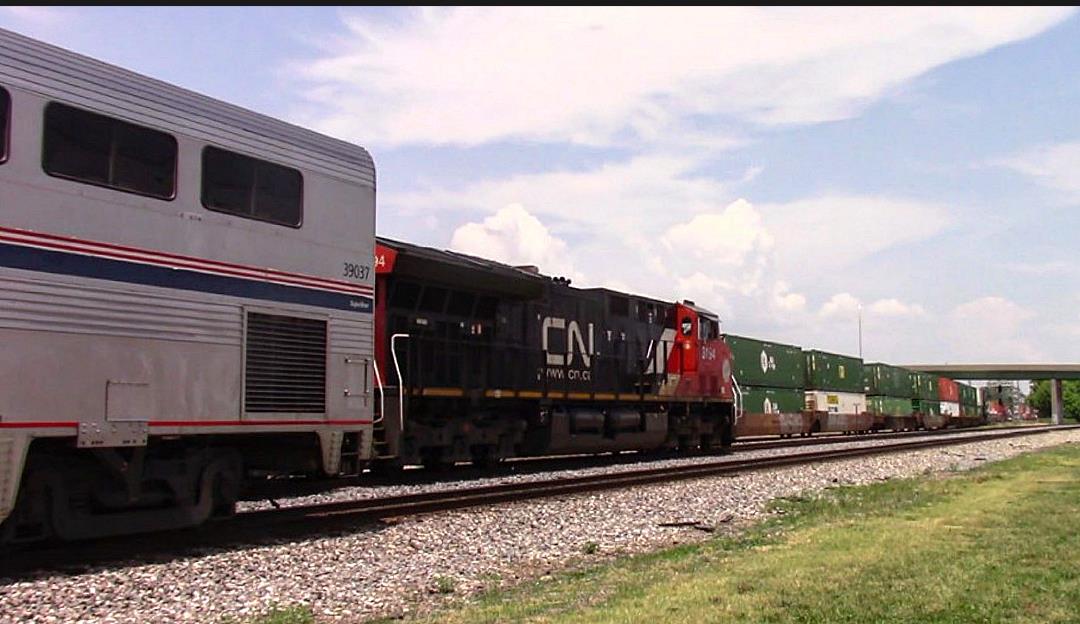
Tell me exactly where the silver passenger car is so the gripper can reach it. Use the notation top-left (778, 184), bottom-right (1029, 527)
top-left (0, 29), bottom-right (376, 541)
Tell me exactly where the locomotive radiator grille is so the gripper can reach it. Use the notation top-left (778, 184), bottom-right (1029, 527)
top-left (245, 312), bottom-right (327, 413)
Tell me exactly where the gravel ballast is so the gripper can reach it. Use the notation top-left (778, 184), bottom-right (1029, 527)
top-left (2, 429), bottom-right (1077, 623)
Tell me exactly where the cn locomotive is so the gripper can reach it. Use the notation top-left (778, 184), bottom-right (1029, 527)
top-left (370, 239), bottom-right (735, 469)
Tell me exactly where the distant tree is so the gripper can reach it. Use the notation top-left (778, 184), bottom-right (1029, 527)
top-left (1027, 380), bottom-right (1080, 420)
top-left (1029, 380), bottom-right (1050, 416)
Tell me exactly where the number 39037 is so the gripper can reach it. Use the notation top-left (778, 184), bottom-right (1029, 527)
top-left (343, 262), bottom-right (370, 280)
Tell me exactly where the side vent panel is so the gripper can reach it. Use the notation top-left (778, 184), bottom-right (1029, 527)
top-left (245, 312), bottom-right (327, 413)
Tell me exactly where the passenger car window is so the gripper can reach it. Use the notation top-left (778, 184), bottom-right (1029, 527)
top-left (43, 102), bottom-right (176, 199)
top-left (202, 146), bottom-right (302, 227)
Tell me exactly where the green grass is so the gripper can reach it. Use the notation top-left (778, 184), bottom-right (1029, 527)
top-left (391, 443), bottom-right (1080, 624)
top-left (240, 604), bottom-right (314, 624)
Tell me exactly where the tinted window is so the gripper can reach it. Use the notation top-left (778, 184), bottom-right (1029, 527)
top-left (0, 87), bottom-right (9, 163)
top-left (609, 295), bottom-right (629, 317)
top-left (202, 146), bottom-right (302, 227)
top-left (43, 103), bottom-right (176, 198)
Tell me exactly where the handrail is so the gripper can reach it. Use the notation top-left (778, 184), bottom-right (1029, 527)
top-left (391, 333), bottom-right (409, 432)
top-left (372, 358), bottom-right (385, 426)
top-left (732, 374), bottom-right (744, 425)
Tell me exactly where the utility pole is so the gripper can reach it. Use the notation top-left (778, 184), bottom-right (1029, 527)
top-left (857, 303), bottom-right (863, 359)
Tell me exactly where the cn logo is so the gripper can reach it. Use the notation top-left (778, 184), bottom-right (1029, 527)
top-left (542, 317), bottom-right (595, 368)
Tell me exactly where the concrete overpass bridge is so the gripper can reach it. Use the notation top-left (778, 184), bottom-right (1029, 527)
top-left (903, 364), bottom-right (1080, 424)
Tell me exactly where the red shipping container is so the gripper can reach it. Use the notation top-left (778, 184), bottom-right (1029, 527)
top-left (937, 377), bottom-right (959, 402)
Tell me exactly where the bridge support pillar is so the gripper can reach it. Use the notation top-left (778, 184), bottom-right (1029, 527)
top-left (1050, 378), bottom-right (1063, 425)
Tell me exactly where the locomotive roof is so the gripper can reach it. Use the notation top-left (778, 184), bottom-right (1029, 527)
top-left (378, 236), bottom-right (547, 298)
top-left (0, 28), bottom-right (374, 188)
top-left (379, 237), bottom-right (698, 311)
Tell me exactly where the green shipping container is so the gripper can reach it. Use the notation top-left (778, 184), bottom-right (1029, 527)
top-left (958, 383), bottom-right (977, 406)
top-left (803, 350), bottom-right (864, 393)
top-left (740, 386), bottom-right (805, 414)
top-left (864, 363), bottom-right (912, 397)
top-left (911, 372), bottom-right (939, 400)
top-left (724, 334), bottom-right (805, 389)
top-left (913, 398), bottom-right (941, 416)
top-left (867, 395), bottom-right (914, 417)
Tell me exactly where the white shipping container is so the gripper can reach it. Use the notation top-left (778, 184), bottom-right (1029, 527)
top-left (805, 391), bottom-right (865, 414)
top-left (940, 401), bottom-right (960, 416)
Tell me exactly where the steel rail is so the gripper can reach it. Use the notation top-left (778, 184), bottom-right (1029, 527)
top-left (240, 424), bottom-right (1080, 528)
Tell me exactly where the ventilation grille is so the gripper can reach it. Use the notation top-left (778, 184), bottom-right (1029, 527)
top-left (245, 312), bottom-right (327, 413)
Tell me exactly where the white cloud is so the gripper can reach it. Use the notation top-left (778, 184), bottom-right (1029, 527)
top-left (820, 292), bottom-right (861, 319)
top-left (661, 198), bottom-right (775, 268)
top-left (297, 7), bottom-right (1072, 147)
top-left (995, 141), bottom-right (1080, 201)
top-left (392, 156), bottom-right (956, 338)
top-left (449, 203), bottom-right (581, 281)
top-left (868, 298), bottom-right (926, 317)
top-left (761, 195), bottom-right (955, 275)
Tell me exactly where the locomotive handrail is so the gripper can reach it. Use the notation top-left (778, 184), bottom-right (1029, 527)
top-left (391, 333), bottom-right (410, 432)
top-left (372, 358), bottom-right (385, 426)
top-left (732, 374), bottom-right (744, 425)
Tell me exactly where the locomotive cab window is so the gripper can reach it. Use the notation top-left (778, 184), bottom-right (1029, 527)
top-left (202, 146), bottom-right (302, 227)
top-left (43, 103), bottom-right (176, 198)
top-left (680, 316), bottom-right (693, 336)
top-left (0, 87), bottom-right (9, 164)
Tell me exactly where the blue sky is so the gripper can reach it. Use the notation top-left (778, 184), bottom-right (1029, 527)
top-left (4, 7), bottom-right (1078, 364)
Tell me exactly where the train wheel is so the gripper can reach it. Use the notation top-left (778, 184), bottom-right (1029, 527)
top-left (1, 463), bottom-right (58, 544)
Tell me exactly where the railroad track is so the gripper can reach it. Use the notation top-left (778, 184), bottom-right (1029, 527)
top-left (244, 423), bottom-right (1053, 499)
top-left (733, 423), bottom-right (1052, 452)
top-left (4, 424), bottom-right (1076, 579)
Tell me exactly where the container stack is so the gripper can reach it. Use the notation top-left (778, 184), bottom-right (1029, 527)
top-left (911, 371), bottom-right (944, 429)
top-left (938, 377), bottom-right (960, 427)
top-left (803, 349), bottom-right (870, 433)
top-left (864, 363), bottom-right (916, 431)
top-left (957, 382), bottom-right (980, 426)
top-left (724, 334), bottom-right (811, 437)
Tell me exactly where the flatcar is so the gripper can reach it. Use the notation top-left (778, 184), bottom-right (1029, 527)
top-left (0, 29), bottom-right (376, 543)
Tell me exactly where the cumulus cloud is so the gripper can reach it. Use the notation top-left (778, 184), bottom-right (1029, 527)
top-left (661, 198), bottom-right (774, 267)
top-left (449, 203), bottom-right (581, 281)
top-left (868, 298), bottom-right (927, 317)
top-left (994, 141), bottom-right (1080, 201)
top-left (297, 7), bottom-right (1072, 147)
top-left (392, 152), bottom-right (957, 338)
top-left (819, 293), bottom-right (861, 319)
